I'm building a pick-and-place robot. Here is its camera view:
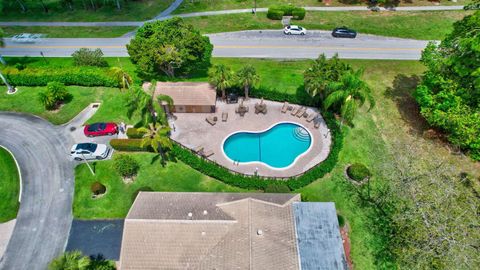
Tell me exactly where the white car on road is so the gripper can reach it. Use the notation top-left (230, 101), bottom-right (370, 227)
top-left (11, 33), bottom-right (43, 43)
top-left (70, 143), bottom-right (111, 161)
top-left (284, 25), bottom-right (306, 35)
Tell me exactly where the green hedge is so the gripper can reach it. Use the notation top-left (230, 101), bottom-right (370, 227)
top-left (110, 139), bottom-right (151, 152)
top-left (0, 66), bottom-right (122, 87)
top-left (126, 128), bottom-right (146, 139)
top-left (267, 5), bottom-right (306, 20)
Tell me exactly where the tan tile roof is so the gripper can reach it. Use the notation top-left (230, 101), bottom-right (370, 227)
top-left (144, 82), bottom-right (217, 106)
top-left (120, 192), bottom-right (301, 270)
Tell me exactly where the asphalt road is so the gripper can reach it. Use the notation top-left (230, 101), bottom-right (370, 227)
top-left (0, 113), bottom-right (75, 270)
top-left (0, 30), bottom-right (429, 60)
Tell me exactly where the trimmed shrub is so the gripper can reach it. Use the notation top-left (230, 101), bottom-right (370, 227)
top-left (126, 128), bottom-right (146, 139)
top-left (110, 139), bottom-right (151, 152)
top-left (337, 214), bottom-right (346, 227)
top-left (264, 184), bottom-right (291, 193)
top-left (72, 48), bottom-right (108, 67)
top-left (267, 5), bottom-right (306, 20)
top-left (113, 154), bottom-right (140, 178)
top-left (347, 163), bottom-right (371, 181)
top-left (0, 66), bottom-right (126, 87)
top-left (91, 182), bottom-right (107, 196)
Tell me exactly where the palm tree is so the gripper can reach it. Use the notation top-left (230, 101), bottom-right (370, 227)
top-left (48, 250), bottom-right (90, 270)
top-left (236, 64), bottom-right (259, 100)
top-left (208, 64), bottom-right (234, 100)
top-left (138, 123), bottom-right (173, 165)
top-left (324, 69), bottom-right (375, 125)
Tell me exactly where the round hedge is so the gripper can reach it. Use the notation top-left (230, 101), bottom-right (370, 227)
top-left (113, 154), bottom-right (140, 178)
top-left (91, 182), bottom-right (106, 196)
top-left (347, 163), bottom-right (371, 182)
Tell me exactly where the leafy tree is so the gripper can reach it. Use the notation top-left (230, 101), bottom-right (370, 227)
top-left (414, 10), bottom-right (480, 160)
top-left (138, 123), bottom-right (172, 165)
top-left (127, 17), bottom-right (213, 78)
top-left (304, 54), bottom-right (352, 103)
top-left (236, 64), bottom-right (259, 99)
top-left (208, 64), bottom-right (234, 100)
top-left (48, 250), bottom-right (90, 270)
top-left (126, 83), bottom-right (172, 127)
top-left (38, 81), bottom-right (70, 110)
top-left (109, 66), bottom-right (132, 89)
top-left (324, 69), bottom-right (374, 125)
top-left (72, 48), bottom-right (108, 67)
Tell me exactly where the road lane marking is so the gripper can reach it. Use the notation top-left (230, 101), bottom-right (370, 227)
top-left (4, 44), bottom-right (423, 51)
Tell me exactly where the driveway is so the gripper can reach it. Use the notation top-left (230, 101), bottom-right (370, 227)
top-left (0, 113), bottom-right (74, 270)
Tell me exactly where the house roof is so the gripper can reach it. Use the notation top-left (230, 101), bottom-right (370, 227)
top-left (144, 82), bottom-right (217, 107)
top-left (120, 192), bottom-right (301, 270)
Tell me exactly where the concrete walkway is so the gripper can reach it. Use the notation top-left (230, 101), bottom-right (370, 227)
top-left (0, 5), bottom-right (465, 27)
top-left (0, 219), bottom-right (16, 261)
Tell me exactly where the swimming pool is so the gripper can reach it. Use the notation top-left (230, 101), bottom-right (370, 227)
top-left (223, 122), bottom-right (312, 169)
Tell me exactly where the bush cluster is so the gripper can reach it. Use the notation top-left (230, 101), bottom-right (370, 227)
top-left (113, 154), bottom-right (140, 178)
top-left (110, 139), bottom-right (151, 152)
top-left (347, 163), bottom-right (371, 181)
top-left (126, 128), bottom-right (146, 139)
top-left (267, 5), bottom-right (306, 20)
top-left (38, 81), bottom-right (70, 110)
top-left (72, 48), bottom-right (108, 67)
top-left (0, 66), bottom-right (125, 88)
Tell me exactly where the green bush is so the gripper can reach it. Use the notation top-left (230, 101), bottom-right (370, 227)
top-left (267, 5), bottom-right (306, 20)
top-left (347, 163), bottom-right (371, 181)
top-left (264, 184), bottom-right (291, 193)
top-left (91, 182), bottom-right (107, 196)
top-left (72, 48), bottom-right (108, 67)
top-left (113, 154), bottom-right (140, 178)
top-left (38, 81), bottom-right (70, 110)
top-left (126, 128), bottom-right (146, 139)
top-left (337, 214), bottom-right (346, 227)
top-left (0, 66), bottom-right (125, 87)
top-left (110, 139), bottom-right (151, 152)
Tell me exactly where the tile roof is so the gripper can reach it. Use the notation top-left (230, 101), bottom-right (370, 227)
top-left (144, 82), bottom-right (217, 106)
top-left (120, 192), bottom-right (301, 270)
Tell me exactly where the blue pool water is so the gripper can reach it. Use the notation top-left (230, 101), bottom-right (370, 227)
top-left (223, 123), bottom-right (312, 168)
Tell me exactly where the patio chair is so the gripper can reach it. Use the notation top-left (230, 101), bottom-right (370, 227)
top-left (193, 145), bottom-right (204, 153)
top-left (202, 150), bottom-right (214, 157)
top-left (296, 107), bottom-right (306, 117)
top-left (222, 112), bottom-right (228, 122)
top-left (306, 113), bottom-right (317, 123)
top-left (291, 106), bottom-right (299, 116)
top-left (281, 101), bottom-right (289, 113)
top-left (314, 121), bottom-right (320, 129)
top-left (206, 115), bottom-right (217, 126)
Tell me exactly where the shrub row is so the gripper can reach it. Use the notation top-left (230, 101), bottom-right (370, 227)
top-left (0, 66), bottom-right (123, 87)
top-left (126, 128), bottom-right (146, 139)
top-left (110, 139), bottom-right (151, 152)
top-left (267, 5), bottom-right (306, 20)
top-left (172, 111), bottom-right (343, 191)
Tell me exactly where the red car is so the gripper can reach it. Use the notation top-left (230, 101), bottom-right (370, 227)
top-left (84, 122), bottom-right (118, 137)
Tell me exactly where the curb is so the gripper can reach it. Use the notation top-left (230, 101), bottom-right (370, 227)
top-left (0, 145), bottom-right (22, 203)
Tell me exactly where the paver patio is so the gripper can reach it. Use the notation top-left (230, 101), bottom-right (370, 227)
top-left (169, 98), bottom-right (331, 178)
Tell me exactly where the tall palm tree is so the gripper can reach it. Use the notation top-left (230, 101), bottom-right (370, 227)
top-left (324, 69), bottom-right (375, 125)
top-left (236, 64), bottom-right (259, 100)
top-left (48, 251), bottom-right (90, 270)
top-left (138, 123), bottom-right (173, 165)
top-left (126, 84), bottom-right (156, 126)
top-left (208, 64), bottom-right (234, 100)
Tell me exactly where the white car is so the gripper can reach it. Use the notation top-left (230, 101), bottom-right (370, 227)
top-left (284, 25), bottom-right (306, 35)
top-left (11, 33), bottom-right (43, 43)
top-left (70, 143), bottom-right (111, 161)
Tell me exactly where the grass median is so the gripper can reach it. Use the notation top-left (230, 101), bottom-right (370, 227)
top-left (2, 26), bottom-right (137, 38)
top-left (0, 147), bottom-right (20, 223)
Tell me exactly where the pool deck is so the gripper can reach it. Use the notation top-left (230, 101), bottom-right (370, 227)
top-left (169, 98), bottom-right (332, 178)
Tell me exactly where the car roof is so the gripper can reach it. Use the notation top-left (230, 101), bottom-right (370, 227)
top-left (75, 143), bottom-right (97, 151)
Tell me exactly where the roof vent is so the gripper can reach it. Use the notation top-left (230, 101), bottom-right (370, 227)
top-left (257, 229), bottom-right (263, 236)
top-left (203, 210), bottom-right (208, 215)
top-left (188, 212), bottom-right (193, 218)
top-left (201, 231), bottom-right (206, 236)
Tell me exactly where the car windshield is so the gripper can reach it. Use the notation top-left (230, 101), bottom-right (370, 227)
top-left (76, 143), bottom-right (97, 152)
top-left (87, 123), bottom-right (106, 132)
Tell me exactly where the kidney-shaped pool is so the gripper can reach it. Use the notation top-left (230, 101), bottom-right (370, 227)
top-left (223, 122), bottom-right (312, 169)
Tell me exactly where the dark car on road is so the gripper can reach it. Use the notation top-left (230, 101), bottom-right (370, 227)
top-left (332, 27), bottom-right (357, 38)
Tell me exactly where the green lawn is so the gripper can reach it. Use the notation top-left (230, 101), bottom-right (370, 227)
top-left (175, 0), bottom-right (468, 14)
top-left (2, 26), bottom-right (137, 38)
top-left (73, 153), bottom-right (246, 219)
top-left (0, 147), bottom-right (20, 223)
top-left (184, 10), bottom-right (469, 39)
top-left (0, 0), bottom-right (174, 22)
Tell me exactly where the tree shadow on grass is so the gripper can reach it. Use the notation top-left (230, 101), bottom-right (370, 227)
top-left (384, 74), bottom-right (428, 136)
